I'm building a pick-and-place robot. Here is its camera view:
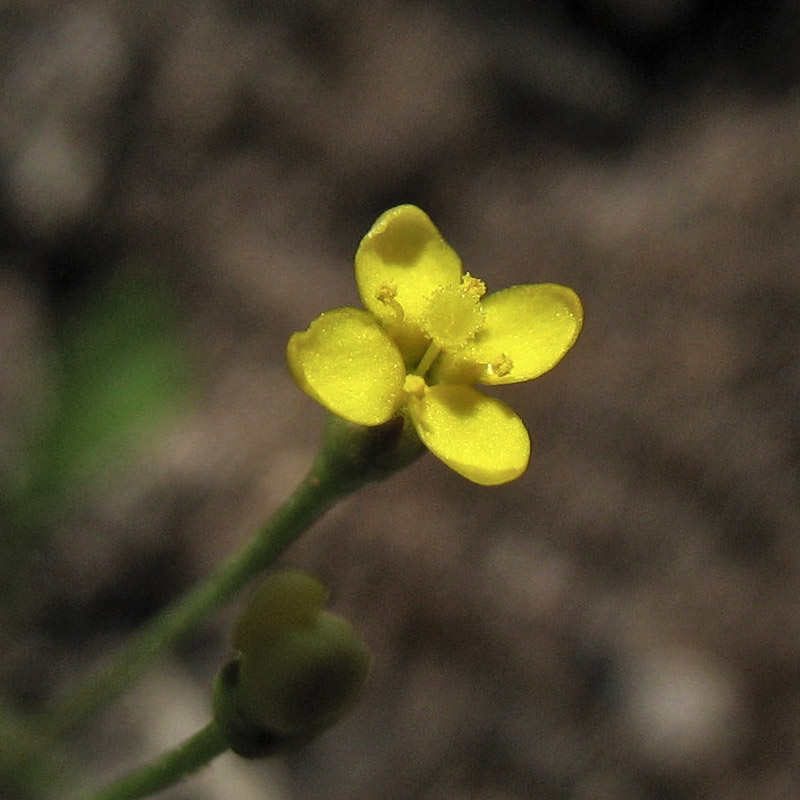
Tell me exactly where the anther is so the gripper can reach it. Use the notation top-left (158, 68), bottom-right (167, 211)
top-left (487, 354), bottom-right (513, 378)
top-left (375, 285), bottom-right (397, 304)
top-left (403, 374), bottom-right (427, 398)
top-left (375, 284), bottom-right (404, 322)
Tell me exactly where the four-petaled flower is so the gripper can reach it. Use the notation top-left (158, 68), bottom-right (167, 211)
top-left (287, 205), bottom-right (583, 485)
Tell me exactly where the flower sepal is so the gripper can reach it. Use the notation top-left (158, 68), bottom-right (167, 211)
top-left (311, 411), bottom-right (426, 493)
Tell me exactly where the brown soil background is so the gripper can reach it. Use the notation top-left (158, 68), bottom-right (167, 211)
top-left (2, 2), bottom-right (800, 799)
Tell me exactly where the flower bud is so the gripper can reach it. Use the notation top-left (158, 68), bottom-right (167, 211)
top-left (213, 570), bottom-right (370, 758)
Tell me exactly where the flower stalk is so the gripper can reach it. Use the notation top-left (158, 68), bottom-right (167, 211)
top-left (70, 721), bottom-right (228, 800)
top-left (29, 414), bottom-right (421, 745)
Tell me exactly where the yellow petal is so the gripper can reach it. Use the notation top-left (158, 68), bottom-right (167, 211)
top-left (433, 284), bottom-right (583, 385)
top-left (408, 383), bottom-right (530, 485)
top-left (287, 308), bottom-right (405, 426)
top-left (355, 205), bottom-right (463, 331)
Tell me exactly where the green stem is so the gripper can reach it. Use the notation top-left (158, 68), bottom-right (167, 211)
top-left (37, 459), bottom-right (347, 741)
top-left (71, 721), bottom-right (228, 800)
top-left (0, 413), bottom-right (423, 799)
top-left (34, 413), bottom-right (423, 742)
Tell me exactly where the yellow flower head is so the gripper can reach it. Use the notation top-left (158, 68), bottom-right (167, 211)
top-left (287, 205), bottom-right (582, 486)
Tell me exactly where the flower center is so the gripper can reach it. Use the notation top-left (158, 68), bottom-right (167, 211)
top-left (421, 274), bottom-right (486, 352)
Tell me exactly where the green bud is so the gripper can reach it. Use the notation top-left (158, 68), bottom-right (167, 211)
top-left (213, 570), bottom-right (371, 758)
top-left (232, 570), bottom-right (328, 654)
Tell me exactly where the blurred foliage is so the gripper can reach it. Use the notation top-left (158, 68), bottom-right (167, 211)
top-left (1, 262), bottom-right (191, 595)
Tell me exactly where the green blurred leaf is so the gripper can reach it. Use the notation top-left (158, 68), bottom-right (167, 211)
top-left (19, 260), bottom-right (192, 522)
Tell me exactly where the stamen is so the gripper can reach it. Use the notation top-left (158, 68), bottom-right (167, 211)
top-left (375, 284), bottom-right (396, 303)
top-left (403, 374), bottom-right (427, 398)
top-left (375, 284), bottom-right (404, 322)
top-left (487, 354), bottom-right (513, 378)
top-left (414, 342), bottom-right (441, 378)
top-left (461, 272), bottom-right (487, 299)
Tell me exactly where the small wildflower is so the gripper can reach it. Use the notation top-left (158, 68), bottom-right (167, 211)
top-left (287, 205), bottom-right (582, 485)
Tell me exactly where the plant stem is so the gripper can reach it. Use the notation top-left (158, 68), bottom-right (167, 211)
top-left (71, 721), bottom-right (228, 800)
top-left (0, 413), bottom-right (423, 797)
top-left (37, 460), bottom-right (348, 742)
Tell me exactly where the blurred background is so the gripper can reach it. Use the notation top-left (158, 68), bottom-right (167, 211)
top-left (2, 1), bottom-right (800, 798)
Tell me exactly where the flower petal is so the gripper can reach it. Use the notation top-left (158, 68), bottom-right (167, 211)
top-left (433, 284), bottom-right (583, 385)
top-left (355, 205), bottom-right (463, 330)
top-left (287, 308), bottom-right (405, 426)
top-left (408, 383), bottom-right (530, 485)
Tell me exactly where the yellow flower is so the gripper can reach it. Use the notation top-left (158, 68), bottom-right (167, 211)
top-left (287, 205), bottom-right (582, 486)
